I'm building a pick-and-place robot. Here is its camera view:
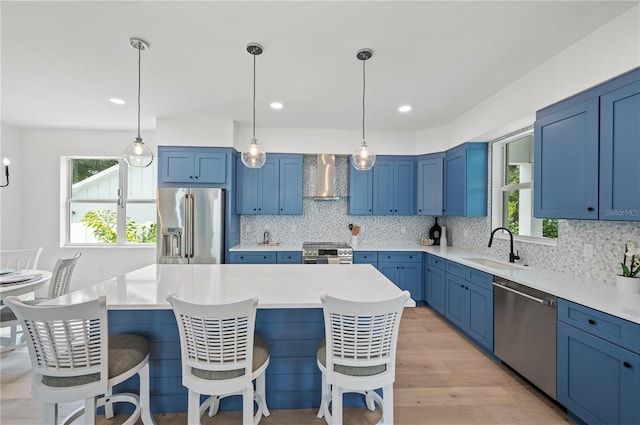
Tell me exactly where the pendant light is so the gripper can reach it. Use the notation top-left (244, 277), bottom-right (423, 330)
top-left (352, 48), bottom-right (376, 171)
top-left (123, 37), bottom-right (153, 168)
top-left (241, 43), bottom-right (267, 168)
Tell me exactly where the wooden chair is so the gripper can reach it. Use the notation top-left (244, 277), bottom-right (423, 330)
top-left (1, 252), bottom-right (81, 351)
top-left (316, 291), bottom-right (410, 425)
top-left (3, 295), bottom-right (155, 425)
top-left (166, 293), bottom-right (270, 425)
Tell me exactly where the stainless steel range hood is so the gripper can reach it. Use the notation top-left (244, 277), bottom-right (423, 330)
top-left (314, 154), bottom-right (339, 201)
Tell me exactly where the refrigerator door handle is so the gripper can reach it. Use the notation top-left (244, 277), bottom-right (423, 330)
top-left (187, 194), bottom-right (195, 258)
top-left (183, 193), bottom-right (191, 258)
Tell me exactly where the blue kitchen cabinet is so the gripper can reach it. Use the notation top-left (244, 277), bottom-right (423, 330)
top-left (534, 68), bottom-right (640, 221)
top-left (416, 153), bottom-right (444, 216)
top-left (426, 256), bottom-right (446, 315)
top-left (377, 252), bottom-right (423, 300)
top-left (276, 251), bottom-right (302, 264)
top-left (348, 162), bottom-right (373, 215)
top-left (557, 299), bottom-right (640, 425)
top-left (443, 143), bottom-right (487, 217)
top-left (372, 157), bottom-right (416, 215)
top-left (236, 154), bottom-right (303, 215)
top-left (158, 148), bottom-right (228, 185)
top-left (599, 81), bottom-right (640, 221)
top-left (445, 273), bottom-right (467, 329)
top-left (534, 100), bottom-right (599, 219)
top-left (228, 252), bottom-right (277, 264)
top-left (353, 251), bottom-right (378, 268)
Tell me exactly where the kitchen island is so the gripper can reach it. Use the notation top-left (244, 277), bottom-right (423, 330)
top-left (43, 263), bottom-right (407, 413)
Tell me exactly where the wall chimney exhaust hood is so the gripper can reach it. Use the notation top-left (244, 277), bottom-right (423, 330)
top-left (314, 154), bottom-right (339, 201)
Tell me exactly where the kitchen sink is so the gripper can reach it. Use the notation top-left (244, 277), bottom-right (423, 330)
top-left (463, 257), bottom-right (525, 270)
top-left (257, 242), bottom-right (281, 246)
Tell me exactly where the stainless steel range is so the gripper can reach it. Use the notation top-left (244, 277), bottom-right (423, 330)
top-left (302, 242), bottom-right (353, 264)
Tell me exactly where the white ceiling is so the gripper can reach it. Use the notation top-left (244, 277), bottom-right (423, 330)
top-left (1, 1), bottom-right (637, 133)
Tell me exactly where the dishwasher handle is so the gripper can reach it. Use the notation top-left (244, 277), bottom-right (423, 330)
top-left (492, 282), bottom-right (554, 306)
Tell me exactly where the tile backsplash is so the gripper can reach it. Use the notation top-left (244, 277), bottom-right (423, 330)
top-left (240, 154), bottom-right (640, 285)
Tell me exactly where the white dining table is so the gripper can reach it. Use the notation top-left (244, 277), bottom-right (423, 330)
top-left (0, 270), bottom-right (52, 300)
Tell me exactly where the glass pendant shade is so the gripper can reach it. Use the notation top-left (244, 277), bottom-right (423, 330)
top-left (124, 137), bottom-right (153, 168)
top-left (241, 138), bottom-right (267, 168)
top-left (352, 140), bottom-right (376, 170)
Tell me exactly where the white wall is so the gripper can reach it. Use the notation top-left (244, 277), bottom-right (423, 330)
top-left (156, 116), bottom-right (234, 147)
top-left (18, 129), bottom-right (157, 289)
top-left (417, 5), bottom-right (640, 151)
top-left (0, 124), bottom-right (23, 250)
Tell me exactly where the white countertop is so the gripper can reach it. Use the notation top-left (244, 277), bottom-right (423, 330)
top-left (228, 242), bottom-right (640, 324)
top-left (43, 264), bottom-right (408, 310)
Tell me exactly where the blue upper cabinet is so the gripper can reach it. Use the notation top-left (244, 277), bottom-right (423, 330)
top-left (417, 153), bottom-right (444, 216)
top-left (534, 68), bottom-right (640, 221)
top-left (158, 147), bottom-right (229, 186)
top-left (372, 156), bottom-right (416, 215)
top-left (443, 143), bottom-right (487, 217)
top-left (348, 163), bottom-right (373, 215)
top-left (599, 81), bottom-right (640, 221)
top-left (534, 100), bottom-right (600, 219)
top-left (236, 154), bottom-right (303, 215)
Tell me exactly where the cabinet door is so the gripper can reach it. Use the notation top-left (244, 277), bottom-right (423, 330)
top-left (279, 157), bottom-right (303, 215)
top-left (236, 160), bottom-right (259, 214)
top-left (194, 152), bottom-right (227, 184)
top-left (399, 262), bottom-right (422, 301)
top-left (378, 263), bottom-right (399, 288)
top-left (427, 267), bottom-right (446, 315)
top-left (348, 164), bottom-right (373, 215)
top-left (276, 251), bottom-right (302, 264)
top-left (159, 151), bottom-right (194, 183)
top-left (466, 282), bottom-right (493, 351)
top-left (445, 274), bottom-right (467, 329)
top-left (558, 322), bottom-right (640, 425)
top-left (394, 160), bottom-right (416, 215)
top-left (599, 81), bottom-right (640, 221)
top-left (372, 160), bottom-right (394, 215)
top-left (229, 252), bottom-right (277, 264)
top-left (257, 159), bottom-right (279, 214)
top-left (534, 99), bottom-right (599, 219)
top-left (444, 148), bottom-right (465, 216)
top-left (417, 155), bottom-right (444, 216)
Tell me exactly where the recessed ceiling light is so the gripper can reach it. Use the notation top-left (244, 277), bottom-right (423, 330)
top-left (398, 105), bottom-right (412, 113)
top-left (270, 102), bottom-right (283, 110)
top-left (110, 98), bottom-right (126, 105)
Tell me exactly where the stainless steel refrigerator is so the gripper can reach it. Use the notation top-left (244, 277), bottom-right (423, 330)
top-left (157, 188), bottom-right (225, 264)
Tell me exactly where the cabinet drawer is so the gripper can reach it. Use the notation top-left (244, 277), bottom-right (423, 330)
top-left (353, 252), bottom-right (378, 265)
top-left (229, 252), bottom-right (277, 264)
top-left (378, 252), bottom-right (421, 263)
top-left (277, 252), bottom-right (302, 264)
top-left (428, 255), bottom-right (446, 270)
top-left (446, 261), bottom-right (468, 280)
top-left (468, 269), bottom-right (493, 290)
top-left (558, 299), bottom-right (640, 354)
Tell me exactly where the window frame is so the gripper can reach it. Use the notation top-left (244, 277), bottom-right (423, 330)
top-left (61, 156), bottom-right (157, 247)
top-left (491, 129), bottom-right (558, 246)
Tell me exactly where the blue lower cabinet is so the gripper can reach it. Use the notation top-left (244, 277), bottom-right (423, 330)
top-left (557, 299), bottom-right (640, 425)
top-left (377, 252), bottom-right (423, 301)
top-left (426, 266), bottom-right (446, 316)
top-left (445, 274), bottom-right (467, 329)
top-left (353, 251), bottom-right (378, 268)
top-left (276, 251), bottom-right (302, 264)
top-left (228, 252), bottom-right (277, 264)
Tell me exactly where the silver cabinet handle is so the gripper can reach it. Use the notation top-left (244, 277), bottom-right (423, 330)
top-left (492, 282), bottom-right (554, 306)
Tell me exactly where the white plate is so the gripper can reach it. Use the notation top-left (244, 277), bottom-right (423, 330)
top-left (0, 274), bottom-right (40, 285)
top-left (0, 269), bottom-right (17, 276)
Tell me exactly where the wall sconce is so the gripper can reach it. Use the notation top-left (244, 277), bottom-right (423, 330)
top-left (0, 158), bottom-right (9, 188)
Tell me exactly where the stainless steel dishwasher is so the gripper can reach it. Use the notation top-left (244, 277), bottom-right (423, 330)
top-left (493, 276), bottom-right (557, 399)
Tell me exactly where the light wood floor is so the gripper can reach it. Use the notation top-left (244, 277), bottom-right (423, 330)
top-left (1, 307), bottom-right (573, 424)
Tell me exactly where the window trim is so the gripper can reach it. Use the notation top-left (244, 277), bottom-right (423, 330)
top-left (61, 156), bottom-right (157, 247)
top-left (490, 129), bottom-right (558, 246)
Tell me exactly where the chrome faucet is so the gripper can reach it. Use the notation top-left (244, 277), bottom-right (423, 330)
top-left (488, 227), bottom-right (520, 263)
top-left (263, 231), bottom-right (270, 244)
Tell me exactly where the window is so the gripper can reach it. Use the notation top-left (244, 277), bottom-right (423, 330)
top-left (491, 130), bottom-right (558, 242)
top-left (64, 157), bottom-right (157, 245)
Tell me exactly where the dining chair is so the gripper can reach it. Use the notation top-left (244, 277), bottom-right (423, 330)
top-left (3, 295), bottom-right (155, 425)
top-left (316, 290), bottom-right (410, 425)
top-left (166, 293), bottom-right (270, 425)
top-left (0, 247), bottom-right (43, 270)
top-left (0, 252), bottom-right (81, 352)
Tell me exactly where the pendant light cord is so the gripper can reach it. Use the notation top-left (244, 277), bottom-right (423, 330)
top-left (362, 58), bottom-right (366, 142)
top-left (137, 43), bottom-right (142, 140)
top-left (252, 53), bottom-right (256, 141)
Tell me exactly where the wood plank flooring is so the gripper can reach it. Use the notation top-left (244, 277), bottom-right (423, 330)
top-left (0, 307), bottom-right (573, 424)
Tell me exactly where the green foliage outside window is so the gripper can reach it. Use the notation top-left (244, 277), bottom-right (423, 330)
top-left (81, 210), bottom-right (156, 243)
top-left (72, 159), bottom-right (118, 184)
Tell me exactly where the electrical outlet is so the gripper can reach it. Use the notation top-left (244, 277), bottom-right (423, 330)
top-left (291, 225), bottom-right (297, 233)
top-left (245, 224), bottom-right (251, 233)
top-left (583, 244), bottom-right (594, 258)
top-left (464, 229), bottom-right (469, 238)
top-left (401, 226), bottom-right (407, 234)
